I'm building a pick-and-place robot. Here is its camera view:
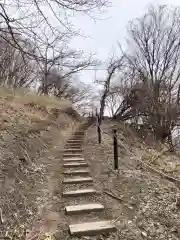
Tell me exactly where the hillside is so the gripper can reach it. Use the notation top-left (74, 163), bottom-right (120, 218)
top-left (82, 120), bottom-right (180, 240)
top-left (0, 88), bottom-right (82, 239)
top-left (1, 88), bottom-right (180, 240)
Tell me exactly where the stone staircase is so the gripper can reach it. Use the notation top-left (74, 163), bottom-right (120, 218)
top-left (62, 122), bottom-right (116, 237)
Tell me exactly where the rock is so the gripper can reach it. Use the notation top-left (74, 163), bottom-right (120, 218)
top-left (141, 231), bottom-right (147, 237)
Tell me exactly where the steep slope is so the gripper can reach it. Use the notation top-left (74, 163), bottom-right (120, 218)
top-left (0, 88), bottom-right (81, 239)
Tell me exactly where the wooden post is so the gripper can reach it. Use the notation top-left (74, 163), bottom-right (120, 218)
top-left (113, 129), bottom-right (118, 170)
top-left (96, 108), bottom-right (98, 116)
top-left (97, 115), bottom-right (101, 144)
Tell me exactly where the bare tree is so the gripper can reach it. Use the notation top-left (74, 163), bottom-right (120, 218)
top-left (0, 0), bottom-right (103, 97)
top-left (99, 56), bottom-right (124, 122)
top-left (115, 5), bottom-right (180, 150)
top-left (0, 0), bottom-right (108, 56)
top-left (105, 89), bottom-right (122, 117)
top-left (0, 35), bottom-right (37, 90)
top-left (64, 82), bottom-right (99, 115)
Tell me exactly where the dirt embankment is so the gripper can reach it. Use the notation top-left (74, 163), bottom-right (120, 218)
top-left (0, 88), bottom-right (81, 239)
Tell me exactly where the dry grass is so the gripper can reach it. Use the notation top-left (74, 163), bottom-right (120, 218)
top-left (0, 87), bottom-right (70, 108)
top-left (99, 119), bottom-right (180, 183)
top-left (0, 87), bottom-right (81, 239)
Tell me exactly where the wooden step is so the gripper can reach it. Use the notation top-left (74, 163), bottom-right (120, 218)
top-left (65, 148), bottom-right (82, 150)
top-left (74, 134), bottom-right (83, 135)
top-left (72, 135), bottom-right (84, 138)
top-left (63, 177), bottom-right (93, 184)
top-left (73, 132), bottom-right (84, 134)
top-left (66, 142), bottom-right (82, 144)
top-left (65, 145), bottom-right (82, 148)
top-left (63, 169), bottom-right (90, 176)
top-left (64, 149), bottom-right (82, 152)
top-left (66, 143), bottom-right (82, 146)
top-left (63, 157), bottom-right (85, 162)
top-left (63, 154), bottom-right (83, 158)
top-left (63, 162), bottom-right (88, 168)
top-left (72, 136), bottom-right (84, 139)
top-left (63, 189), bottom-right (96, 197)
top-left (68, 136), bottom-right (84, 141)
top-left (72, 134), bottom-right (84, 136)
top-left (63, 154), bottom-right (83, 157)
top-left (67, 140), bottom-right (82, 143)
top-left (64, 152), bottom-right (82, 155)
top-left (66, 144), bottom-right (81, 147)
top-left (69, 220), bottom-right (116, 236)
top-left (65, 203), bottom-right (104, 215)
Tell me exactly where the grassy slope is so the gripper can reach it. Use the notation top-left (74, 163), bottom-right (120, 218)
top-left (0, 88), bottom-right (81, 239)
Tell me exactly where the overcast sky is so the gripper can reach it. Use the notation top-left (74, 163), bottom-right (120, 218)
top-left (71, 0), bottom-right (180, 84)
